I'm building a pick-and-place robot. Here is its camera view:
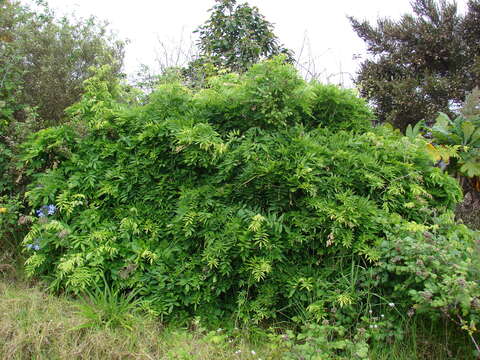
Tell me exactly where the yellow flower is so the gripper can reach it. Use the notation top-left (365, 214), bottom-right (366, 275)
top-left (0, 207), bottom-right (7, 214)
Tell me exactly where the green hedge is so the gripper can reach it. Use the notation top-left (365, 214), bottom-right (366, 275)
top-left (19, 60), bottom-right (478, 337)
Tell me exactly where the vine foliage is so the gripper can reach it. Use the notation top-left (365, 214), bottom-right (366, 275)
top-left (21, 58), bottom-right (477, 332)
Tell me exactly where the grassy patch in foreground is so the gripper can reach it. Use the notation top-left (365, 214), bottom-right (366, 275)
top-left (0, 279), bottom-right (268, 360)
top-left (0, 278), bottom-right (476, 359)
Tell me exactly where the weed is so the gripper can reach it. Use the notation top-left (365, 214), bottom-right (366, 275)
top-left (73, 276), bottom-right (142, 331)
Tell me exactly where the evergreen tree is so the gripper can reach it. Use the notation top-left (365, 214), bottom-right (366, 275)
top-left (350, 0), bottom-right (480, 131)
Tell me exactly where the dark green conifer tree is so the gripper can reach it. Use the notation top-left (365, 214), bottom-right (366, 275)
top-left (350, 0), bottom-right (480, 131)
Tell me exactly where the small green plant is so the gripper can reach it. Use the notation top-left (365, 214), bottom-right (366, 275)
top-left (373, 213), bottom-right (480, 352)
top-left (73, 276), bottom-right (142, 331)
top-left (0, 195), bottom-right (27, 259)
top-left (429, 88), bottom-right (480, 184)
top-left (276, 323), bottom-right (369, 360)
top-left (405, 120), bottom-right (425, 140)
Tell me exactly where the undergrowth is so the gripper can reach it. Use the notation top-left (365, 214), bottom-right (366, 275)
top-left (0, 278), bottom-right (475, 359)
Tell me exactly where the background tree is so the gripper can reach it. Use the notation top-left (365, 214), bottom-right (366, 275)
top-left (0, 0), bottom-right (126, 131)
top-left (350, 0), bottom-right (480, 131)
top-left (183, 0), bottom-right (293, 86)
top-left (0, 0), bottom-right (126, 195)
top-left (0, 0), bottom-right (126, 257)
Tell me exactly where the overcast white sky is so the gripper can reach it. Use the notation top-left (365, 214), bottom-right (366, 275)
top-left (43, 0), bottom-right (469, 86)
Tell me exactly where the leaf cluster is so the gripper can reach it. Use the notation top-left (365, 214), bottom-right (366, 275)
top-left (374, 213), bottom-right (480, 343)
top-left (429, 88), bottom-right (480, 180)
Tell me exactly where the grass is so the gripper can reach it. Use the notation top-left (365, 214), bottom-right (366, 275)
top-left (0, 278), bottom-right (274, 360)
top-left (369, 320), bottom-right (476, 360)
top-left (0, 276), bottom-right (476, 360)
top-left (0, 245), bottom-right (476, 360)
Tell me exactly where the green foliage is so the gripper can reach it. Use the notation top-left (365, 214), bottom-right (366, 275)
top-left (374, 214), bottom-right (480, 346)
top-left (20, 59), bottom-right (475, 346)
top-left (0, 1), bottom-right (26, 133)
top-left (405, 121), bottom-right (425, 140)
top-left (184, 0), bottom-right (292, 87)
top-left (196, 0), bottom-right (292, 71)
top-left (310, 84), bottom-right (372, 132)
top-left (279, 323), bottom-right (370, 359)
top-left (0, 0), bottom-right (125, 197)
top-left (73, 276), bottom-right (142, 331)
top-left (195, 57), bottom-right (372, 133)
top-left (430, 88), bottom-right (480, 179)
top-left (0, 2), bottom-right (126, 264)
top-left (0, 195), bottom-right (26, 255)
top-left (350, 0), bottom-right (480, 131)
top-left (0, 0), bottom-right (125, 127)
top-left (0, 143), bottom-right (13, 193)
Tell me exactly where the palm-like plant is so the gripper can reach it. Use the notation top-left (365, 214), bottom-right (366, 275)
top-left (429, 88), bottom-right (480, 189)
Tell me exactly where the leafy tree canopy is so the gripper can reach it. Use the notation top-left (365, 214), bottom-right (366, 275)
top-left (183, 0), bottom-right (293, 86)
top-left (0, 0), bottom-right (126, 196)
top-left (0, 0), bottom-right (126, 129)
top-left (350, 0), bottom-right (480, 131)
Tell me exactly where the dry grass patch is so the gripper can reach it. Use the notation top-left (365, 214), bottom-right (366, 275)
top-left (0, 280), bottom-right (269, 360)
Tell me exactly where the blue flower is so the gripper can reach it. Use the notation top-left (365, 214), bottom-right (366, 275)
top-left (47, 204), bottom-right (56, 215)
top-left (36, 209), bottom-right (46, 217)
top-left (26, 243), bottom-right (41, 251)
top-left (26, 238), bottom-right (41, 251)
top-left (36, 204), bottom-right (56, 217)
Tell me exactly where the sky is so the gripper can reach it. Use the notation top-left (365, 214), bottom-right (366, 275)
top-left (42, 0), bottom-right (469, 86)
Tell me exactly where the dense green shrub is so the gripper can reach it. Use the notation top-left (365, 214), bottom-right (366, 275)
top-left (19, 59), bottom-right (478, 346)
top-left (0, 1), bottom-right (126, 255)
top-left (375, 214), bottom-right (480, 335)
top-left (0, 195), bottom-right (24, 257)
